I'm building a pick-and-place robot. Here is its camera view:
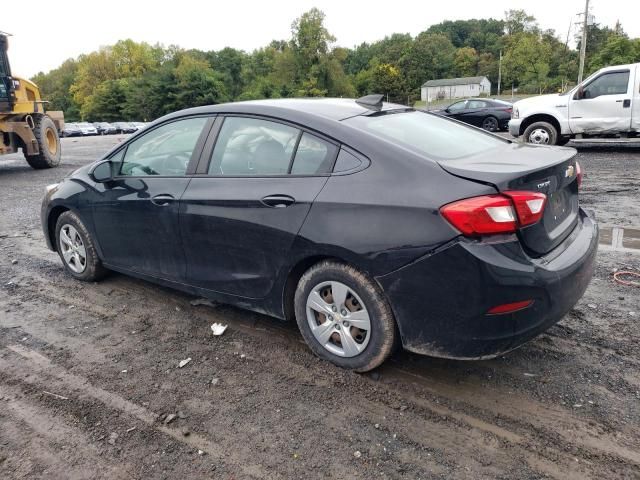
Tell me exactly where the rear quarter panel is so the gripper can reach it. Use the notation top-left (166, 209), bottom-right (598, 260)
top-left (295, 138), bottom-right (497, 278)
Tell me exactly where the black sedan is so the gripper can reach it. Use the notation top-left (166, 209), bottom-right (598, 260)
top-left (41, 96), bottom-right (597, 371)
top-left (432, 98), bottom-right (512, 131)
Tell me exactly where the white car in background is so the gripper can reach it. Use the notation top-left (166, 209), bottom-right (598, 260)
top-left (77, 122), bottom-right (98, 136)
top-left (509, 63), bottom-right (640, 145)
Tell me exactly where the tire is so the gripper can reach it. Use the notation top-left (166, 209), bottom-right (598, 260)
top-left (294, 261), bottom-right (398, 372)
top-left (523, 121), bottom-right (558, 145)
top-left (24, 115), bottom-right (62, 169)
top-left (557, 136), bottom-right (571, 146)
top-left (481, 116), bottom-right (499, 132)
top-left (55, 211), bottom-right (108, 282)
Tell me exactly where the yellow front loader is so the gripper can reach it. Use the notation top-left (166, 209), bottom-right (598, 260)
top-left (0, 32), bottom-right (63, 169)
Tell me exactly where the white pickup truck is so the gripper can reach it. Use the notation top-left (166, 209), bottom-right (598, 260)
top-left (509, 63), bottom-right (640, 145)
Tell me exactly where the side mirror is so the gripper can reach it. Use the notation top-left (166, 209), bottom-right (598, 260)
top-left (444, 107), bottom-right (450, 113)
top-left (89, 160), bottom-right (114, 183)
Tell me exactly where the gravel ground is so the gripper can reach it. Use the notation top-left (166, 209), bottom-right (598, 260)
top-left (0, 135), bottom-right (639, 479)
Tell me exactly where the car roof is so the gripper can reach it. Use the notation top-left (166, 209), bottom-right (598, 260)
top-left (157, 98), bottom-right (408, 124)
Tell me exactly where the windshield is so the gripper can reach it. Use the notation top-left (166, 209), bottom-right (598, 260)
top-left (344, 110), bottom-right (507, 160)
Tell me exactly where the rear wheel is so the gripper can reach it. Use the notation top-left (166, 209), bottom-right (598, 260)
top-left (294, 261), bottom-right (397, 372)
top-left (55, 211), bottom-right (108, 281)
top-left (523, 121), bottom-right (558, 145)
top-left (25, 115), bottom-right (62, 169)
top-left (481, 116), bottom-right (499, 132)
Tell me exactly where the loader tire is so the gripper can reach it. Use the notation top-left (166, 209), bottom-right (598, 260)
top-left (25, 115), bottom-right (61, 169)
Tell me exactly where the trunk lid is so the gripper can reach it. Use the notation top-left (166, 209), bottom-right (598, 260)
top-left (438, 142), bottom-right (579, 256)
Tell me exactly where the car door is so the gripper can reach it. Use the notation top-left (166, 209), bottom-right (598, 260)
top-left (569, 69), bottom-right (633, 134)
top-left (91, 115), bottom-right (212, 281)
top-left (443, 100), bottom-right (467, 120)
top-left (460, 100), bottom-right (487, 127)
top-left (180, 115), bottom-right (337, 298)
top-left (632, 64), bottom-right (640, 132)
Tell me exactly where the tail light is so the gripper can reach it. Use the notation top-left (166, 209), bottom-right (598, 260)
top-left (500, 107), bottom-right (513, 113)
top-left (440, 191), bottom-right (547, 236)
top-left (576, 161), bottom-right (583, 187)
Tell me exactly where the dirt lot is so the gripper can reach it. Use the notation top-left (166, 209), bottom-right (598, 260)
top-left (1, 135), bottom-right (639, 479)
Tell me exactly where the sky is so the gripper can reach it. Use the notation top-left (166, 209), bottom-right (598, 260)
top-left (5, 0), bottom-right (640, 78)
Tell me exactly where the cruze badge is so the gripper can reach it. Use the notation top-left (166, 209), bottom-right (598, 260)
top-left (565, 165), bottom-right (575, 178)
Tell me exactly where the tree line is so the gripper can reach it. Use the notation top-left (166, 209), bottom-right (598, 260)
top-left (32, 8), bottom-right (640, 122)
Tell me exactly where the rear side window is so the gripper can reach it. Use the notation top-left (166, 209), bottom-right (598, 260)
top-left (468, 100), bottom-right (488, 108)
top-left (344, 110), bottom-right (506, 160)
top-left (333, 149), bottom-right (363, 173)
top-left (291, 133), bottom-right (337, 175)
top-left (210, 117), bottom-right (299, 176)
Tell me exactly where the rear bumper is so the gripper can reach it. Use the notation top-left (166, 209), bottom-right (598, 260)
top-left (376, 209), bottom-right (598, 359)
top-left (508, 118), bottom-right (522, 137)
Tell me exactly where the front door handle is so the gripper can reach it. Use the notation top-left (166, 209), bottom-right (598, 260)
top-left (151, 194), bottom-right (175, 206)
top-left (261, 194), bottom-right (296, 208)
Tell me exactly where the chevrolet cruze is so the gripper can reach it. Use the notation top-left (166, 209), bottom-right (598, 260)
top-left (41, 96), bottom-right (598, 371)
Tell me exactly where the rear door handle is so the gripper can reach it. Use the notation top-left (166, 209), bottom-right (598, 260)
top-left (151, 194), bottom-right (175, 206)
top-left (261, 194), bottom-right (296, 208)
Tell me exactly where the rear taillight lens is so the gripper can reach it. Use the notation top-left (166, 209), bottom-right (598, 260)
top-left (440, 191), bottom-right (547, 236)
top-left (576, 161), bottom-right (583, 187)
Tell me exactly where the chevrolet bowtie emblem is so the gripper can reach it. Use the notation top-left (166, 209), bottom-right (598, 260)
top-left (565, 165), bottom-right (575, 178)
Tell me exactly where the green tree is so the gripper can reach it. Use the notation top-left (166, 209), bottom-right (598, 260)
top-left (31, 59), bottom-right (81, 120)
top-left (454, 47), bottom-right (479, 77)
top-left (368, 63), bottom-right (407, 103)
top-left (291, 8), bottom-right (335, 78)
top-left (588, 35), bottom-right (640, 71)
top-left (400, 33), bottom-right (456, 93)
top-left (504, 9), bottom-right (538, 35)
top-left (503, 32), bottom-right (552, 92)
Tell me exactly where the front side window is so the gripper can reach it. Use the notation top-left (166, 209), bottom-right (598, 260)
top-left (582, 71), bottom-right (630, 99)
top-left (448, 101), bottom-right (467, 112)
top-left (209, 117), bottom-right (300, 176)
top-left (119, 117), bottom-right (207, 176)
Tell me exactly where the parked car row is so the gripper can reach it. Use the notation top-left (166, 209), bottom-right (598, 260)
top-left (61, 121), bottom-right (148, 137)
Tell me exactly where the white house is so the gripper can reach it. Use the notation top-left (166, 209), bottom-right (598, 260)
top-left (421, 76), bottom-right (491, 102)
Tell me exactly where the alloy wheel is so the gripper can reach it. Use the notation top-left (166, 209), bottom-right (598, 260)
top-left (482, 117), bottom-right (498, 132)
top-left (59, 224), bottom-right (87, 273)
top-left (306, 281), bottom-right (371, 357)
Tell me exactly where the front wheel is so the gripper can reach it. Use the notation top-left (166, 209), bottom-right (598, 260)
top-left (523, 121), bottom-right (559, 145)
top-left (294, 261), bottom-right (398, 372)
top-left (55, 211), bottom-right (108, 281)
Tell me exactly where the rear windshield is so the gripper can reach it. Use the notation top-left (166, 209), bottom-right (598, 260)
top-left (344, 110), bottom-right (507, 160)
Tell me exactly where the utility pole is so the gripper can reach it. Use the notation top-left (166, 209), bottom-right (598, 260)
top-left (577, 0), bottom-right (590, 84)
top-left (497, 50), bottom-right (502, 96)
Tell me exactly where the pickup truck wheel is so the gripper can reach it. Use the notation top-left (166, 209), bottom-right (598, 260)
top-left (523, 121), bottom-right (558, 145)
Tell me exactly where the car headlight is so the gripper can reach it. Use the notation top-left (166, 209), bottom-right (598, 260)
top-left (45, 183), bottom-right (59, 195)
top-left (512, 107), bottom-right (519, 119)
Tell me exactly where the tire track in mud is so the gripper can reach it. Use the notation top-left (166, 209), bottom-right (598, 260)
top-left (2, 233), bottom-right (640, 478)
top-left (0, 345), bottom-right (278, 480)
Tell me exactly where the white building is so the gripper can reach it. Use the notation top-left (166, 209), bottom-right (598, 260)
top-left (421, 76), bottom-right (491, 102)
